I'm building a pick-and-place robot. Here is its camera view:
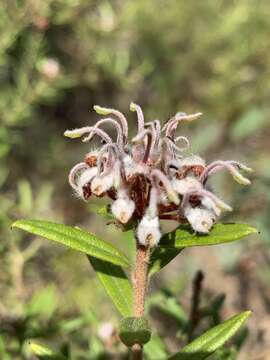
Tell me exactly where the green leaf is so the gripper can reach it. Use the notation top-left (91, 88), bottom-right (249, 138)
top-left (206, 347), bottom-right (237, 360)
top-left (88, 256), bottom-right (133, 317)
top-left (26, 285), bottom-right (58, 320)
top-left (230, 108), bottom-right (268, 141)
top-left (119, 317), bottom-right (151, 347)
top-left (168, 311), bottom-right (251, 360)
top-left (30, 342), bottom-right (66, 360)
top-left (12, 219), bottom-right (129, 267)
top-left (17, 180), bottom-right (33, 215)
top-left (148, 291), bottom-right (187, 326)
top-left (149, 247), bottom-right (182, 276)
top-left (160, 224), bottom-right (257, 249)
top-left (144, 333), bottom-right (168, 360)
top-left (89, 204), bottom-right (113, 220)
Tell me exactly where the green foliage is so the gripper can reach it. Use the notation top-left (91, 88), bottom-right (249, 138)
top-left (144, 333), bottom-right (168, 360)
top-left (29, 342), bottom-right (66, 360)
top-left (0, 0), bottom-right (268, 358)
top-left (148, 224), bottom-right (257, 277)
top-left (88, 256), bottom-right (133, 317)
top-left (148, 290), bottom-right (188, 328)
top-left (149, 247), bottom-right (182, 276)
top-left (169, 311), bottom-right (251, 360)
top-left (12, 219), bottom-right (129, 267)
top-left (11, 218), bottom-right (255, 357)
top-left (230, 108), bottom-right (270, 141)
top-left (160, 224), bottom-right (257, 248)
top-left (119, 317), bottom-right (151, 347)
top-left (26, 285), bottom-right (59, 320)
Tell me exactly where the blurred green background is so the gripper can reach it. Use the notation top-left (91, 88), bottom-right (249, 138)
top-left (0, 0), bottom-right (270, 359)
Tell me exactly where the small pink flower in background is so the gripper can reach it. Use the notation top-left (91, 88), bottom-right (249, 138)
top-left (39, 58), bottom-right (60, 80)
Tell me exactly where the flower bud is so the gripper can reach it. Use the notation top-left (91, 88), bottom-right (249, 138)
top-left (185, 206), bottom-right (216, 234)
top-left (111, 197), bottom-right (135, 224)
top-left (93, 105), bottom-right (111, 116)
top-left (237, 163), bottom-right (253, 173)
top-left (137, 216), bottom-right (161, 247)
top-left (129, 102), bottom-right (137, 112)
top-left (232, 172), bottom-right (251, 185)
top-left (91, 173), bottom-right (114, 196)
top-left (64, 129), bottom-right (83, 139)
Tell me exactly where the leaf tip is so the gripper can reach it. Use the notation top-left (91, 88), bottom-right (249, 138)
top-left (11, 220), bottom-right (20, 229)
top-left (29, 341), bottom-right (47, 355)
top-left (247, 225), bottom-right (258, 235)
top-left (242, 310), bottom-right (252, 319)
top-left (234, 310), bottom-right (252, 327)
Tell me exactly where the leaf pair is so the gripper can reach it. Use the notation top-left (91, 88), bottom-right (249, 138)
top-left (12, 222), bottom-right (257, 270)
top-left (12, 219), bottom-right (255, 359)
top-left (12, 220), bottom-right (257, 317)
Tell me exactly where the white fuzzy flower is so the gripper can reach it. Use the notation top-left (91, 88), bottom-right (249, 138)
top-left (69, 165), bottom-right (98, 199)
top-left (201, 194), bottom-right (232, 215)
top-left (137, 216), bottom-right (161, 247)
top-left (111, 196), bottom-right (135, 223)
top-left (66, 103), bottom-right (252, 246)
top-left (179, 155), bottom-right (206, 167)
top-left (112, 160), bottom-right (122, 189)
top-left (77, 167), bottom-right (98, 188)
top-left (123, 155), bottom-right (135, 177)
top-left (201, 196), bottom-right (221, 217)
top-left (184, 206), bottom-right (216, 234)
top-left (91, 172), bottom-right (114, 196)
top-left (172, 177), bottom-right (202, 195)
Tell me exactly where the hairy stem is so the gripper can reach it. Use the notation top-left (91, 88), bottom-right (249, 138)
top-left (131, 344), bottom-right (143, 360)
top-left (134, 244), bottom-right (151, 317)
top-left (131, 243), bottom-right (151, 359)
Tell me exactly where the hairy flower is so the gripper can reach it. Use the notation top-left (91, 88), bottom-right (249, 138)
top-left (65, 103), bottom-right (252, 246)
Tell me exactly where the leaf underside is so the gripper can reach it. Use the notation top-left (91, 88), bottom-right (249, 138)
top-left (88, 256), bottom-right (133, 317)
top-left (12, 219), bottom-right (129, 267)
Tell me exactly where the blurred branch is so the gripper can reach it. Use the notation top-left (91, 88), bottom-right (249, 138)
top-left (188, 270), bottom-right (204, 341)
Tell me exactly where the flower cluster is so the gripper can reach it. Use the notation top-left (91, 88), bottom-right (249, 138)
top-left (65, 103), bottom-right (252, 247)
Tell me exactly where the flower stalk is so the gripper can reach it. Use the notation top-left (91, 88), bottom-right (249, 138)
top-left (131, 243), bottom-right (151, 359)
top-left (133, 244), bottom-right (151, 318)
top-left (64, 102), bottom-right (253, 357)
